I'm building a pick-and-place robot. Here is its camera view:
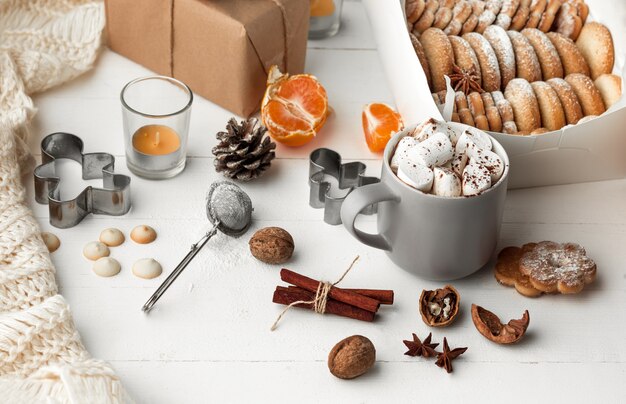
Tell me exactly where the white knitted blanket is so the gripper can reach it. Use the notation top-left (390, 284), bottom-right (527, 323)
top-left (0, 1), bottom-right (131, 402)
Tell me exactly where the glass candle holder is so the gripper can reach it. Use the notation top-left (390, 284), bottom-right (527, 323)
top-left (121, 76), bottom-right (193, 179)
top-left (309, 0), bottom-right (343, 39)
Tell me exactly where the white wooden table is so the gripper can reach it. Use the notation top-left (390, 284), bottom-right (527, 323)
top-left (26, 1), bottom-right (625, 402)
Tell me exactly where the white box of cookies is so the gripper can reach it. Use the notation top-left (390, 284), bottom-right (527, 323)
top-left (363, 0), bottom-right (626, 188)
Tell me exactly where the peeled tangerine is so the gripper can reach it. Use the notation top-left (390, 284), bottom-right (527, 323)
top-left (261, 65), bottom-right (329, 147)
top-left (362, 103), bottom-right (404, 152)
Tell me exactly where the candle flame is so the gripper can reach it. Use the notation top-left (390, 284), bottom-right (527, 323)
top-left (154, 131), bottom-right (160, 147)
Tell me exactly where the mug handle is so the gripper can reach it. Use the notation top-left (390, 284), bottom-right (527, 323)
top-left (341, 182), bottom-right (400, 251)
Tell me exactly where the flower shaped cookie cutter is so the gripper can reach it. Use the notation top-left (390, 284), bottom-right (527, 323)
top-left (33, 133), bottom-right (131, 228)
top-left (309, 148), bottom-right (379, 225)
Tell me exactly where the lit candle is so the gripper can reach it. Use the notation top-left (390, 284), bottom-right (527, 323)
top-left (310, 0), bottom-right (335, 17)
top-left (132, 125), bottom-right (180, 155)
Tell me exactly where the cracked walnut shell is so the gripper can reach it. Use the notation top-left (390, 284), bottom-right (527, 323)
top-left (471, 304), bottom-right (530, 344)
top-left (419, 285), bottom-right (460, 327)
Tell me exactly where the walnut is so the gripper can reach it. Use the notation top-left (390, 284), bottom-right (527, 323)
top-left (419, 285), bottom-right (460, 327)
top-left (327, 335), bottom-right (376, 379)
top-left (249, 227), bottom-right (294, 264)
top-left (471, 304), bottom-right (530, 344)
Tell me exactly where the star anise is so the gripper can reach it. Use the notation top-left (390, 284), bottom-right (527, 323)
top-left (435, 337), bottom-right (467, 373)
top-left (403, 332), bottom-right (439, 357)
top-left (449, 64), bottom-right (483, 95)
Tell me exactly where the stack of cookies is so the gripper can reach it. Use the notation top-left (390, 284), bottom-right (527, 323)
top-left (407, 0), bottom-right (590, 40)
top-left (408, 1), bottom-right (623, 135)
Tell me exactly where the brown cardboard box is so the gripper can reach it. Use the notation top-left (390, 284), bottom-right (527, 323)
top-left (105, 0), bottom-right (309, 117)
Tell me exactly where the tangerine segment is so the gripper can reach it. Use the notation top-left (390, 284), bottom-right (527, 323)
top-left (362, 103), bottom-right (404, 152)
top-left (262, 65), bottom-right (329, 147)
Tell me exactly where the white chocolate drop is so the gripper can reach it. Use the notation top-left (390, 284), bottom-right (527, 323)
top-left (462, 162), bottom-right (492, 196)
top-left (432, 167), bottom-right (462, 197)
top-left (83, 241), bottom-right (110, 261)
top-left (99, 228), bottom-right (125, 247)
top-left (397, 160), bottom-right (434, 192)
top-left (132, 258), bottom-right (163, 279)
top-left (407, 132), bottom-right (454, 168)
top-left (131, 225), bottom-right (157, 244)
top-left (41, 232), bottom-right (60, 253)
top-left (92, 257), bottom-right (121, 277)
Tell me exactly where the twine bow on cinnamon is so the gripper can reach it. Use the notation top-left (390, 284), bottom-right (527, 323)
top-left (270, 256), bottom-right (361, 331)
top-left (270, 256), bottom-right (394, 331)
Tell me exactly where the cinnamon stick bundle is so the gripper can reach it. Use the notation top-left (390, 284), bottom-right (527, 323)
top-left (286, 286), bottom-right (394, 305)
top-left (280, 268), bottom-right (380, 313)
top-left (273, 286), bottom-right (375, 322)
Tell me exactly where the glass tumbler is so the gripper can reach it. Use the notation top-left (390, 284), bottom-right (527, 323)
top-left (309, 0), bottom-right (343, 39)
top-left (121, 76), bottom-right (193, 179)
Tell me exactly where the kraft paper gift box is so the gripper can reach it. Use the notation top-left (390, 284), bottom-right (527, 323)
top-left (105, 0), bottom-right (309, 117)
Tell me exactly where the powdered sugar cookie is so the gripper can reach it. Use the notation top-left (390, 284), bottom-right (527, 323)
top-left (519, 241), bottom-right (596, 294)
top-left (481, 92), bottom-right (503, 132)
top-left (410, 33), bottom-right (433, 89)
top-left (449, 36), bottom-right (482, 87)
top-left (554, 1), bottom-right (582, 40)
top-left (546, 77), bottom-right (584, 124)
top-left (525, 0), bottom-right (546, 29)
top-left (537, 0), bottom-right (562, 33)
top-left (455, 91), bottom-right (470, 110)
top-left (421, 28), bottom-right (455, 92)
top-left (41, 232), bottom-right (60, 253)
top-left (464, 32), bottom-right (501, 91)
top-left (495, 244), bottom-right (543, 297)
top-left (406, 0), bottom-right (427, 23)
top-left (507, 30), bottom-right (542, 82)
top-left (595, 74), bottom-right (622, 109)
top-left (458, 108), bottom-right (476, 126)
top-left (502, 121), bottom-right (519, 133)
top-left (505, 78), bottom-right (541, 132)
top-left (510, 0), bottom-right (531, 31)
top-left (492, 90), bottom-right (516, 122)
top-left (444, 0), bottom-right (473, 35)
top-left (565, 73), bottom-right (606, 116)
top-left (474, 114), bottom-right (490, 130)
top-left (495, 0), bottom-right (520, 30)
top-left (576, 22), bottom-right (615, 80)
top-left (469, 0), bottom-right (486, 16)
top-left (413, 0), bottom-right (439, 34)
top-left (531, 81), bottom-right (566, 131)
top-left (461, 13), bottom-right (479, 34)
top-left (468, 91), bottom-right (486, 117)
top-left (546, 32), bottom-right (590, 77)
top-left (433, 0), bottom-right (454, 29)
top-left (522, 28), bottom-right (563, 79)
top-left (483, 25), bottom-right (516, 87)
top-left (476, 0), bottom-right (503, 33)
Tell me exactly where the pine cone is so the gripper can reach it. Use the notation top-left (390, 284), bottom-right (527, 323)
top-left (212, 117), bottom-right (276, 181)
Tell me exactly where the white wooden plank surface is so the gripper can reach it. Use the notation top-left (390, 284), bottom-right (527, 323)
top-left (24, 1), bottom-right (626, 402)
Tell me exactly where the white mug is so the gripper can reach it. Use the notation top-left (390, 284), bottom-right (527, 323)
top-left (341, 123), bottom-right (510, 280)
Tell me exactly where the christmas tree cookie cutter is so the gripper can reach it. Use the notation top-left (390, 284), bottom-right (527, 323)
top-left (34, 132), bottom-right (131, 229)
top-left (309, 148), bottom-right (379, 225)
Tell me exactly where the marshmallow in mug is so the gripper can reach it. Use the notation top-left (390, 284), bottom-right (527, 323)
top-left (390, 119), bottom-right (504, 197)
top-left (432, 167), bottom-right (462, 197)
top-left (411, 117), bottom-right (459, 145)
top-left (407, 132), bottom-right (454, 168)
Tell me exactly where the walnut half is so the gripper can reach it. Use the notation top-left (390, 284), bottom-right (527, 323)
top-left (419, 285), bottom-right (460, 327)
top-left (471, 304), bottom-right (530, 344)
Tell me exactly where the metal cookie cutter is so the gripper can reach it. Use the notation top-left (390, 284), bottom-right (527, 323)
top-left (34, 133), bottom-right (131, 228)
top-left (309, 148), bottom-right (379, 225)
